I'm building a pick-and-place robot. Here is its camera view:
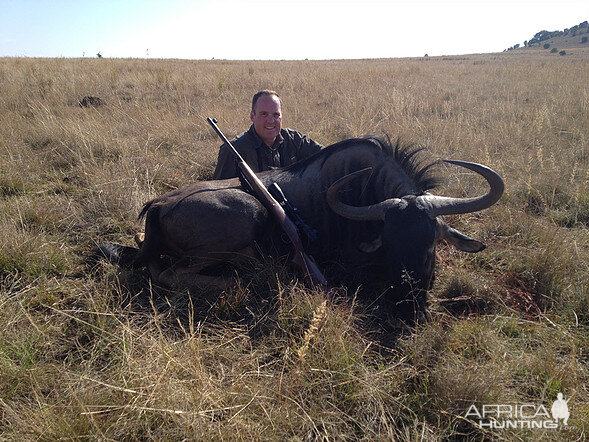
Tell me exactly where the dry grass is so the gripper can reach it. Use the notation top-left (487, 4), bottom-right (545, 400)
top-left (0, 50), bottom-right (587, 440)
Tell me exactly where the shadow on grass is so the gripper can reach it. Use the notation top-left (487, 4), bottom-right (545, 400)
top-left (86, 245), bottom-right (426, 351)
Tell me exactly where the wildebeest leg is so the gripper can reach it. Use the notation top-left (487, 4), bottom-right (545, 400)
top-left (148, 247), bottom-right (256, 291)
top-left (90, 243), bottom-right (139, 267)
top-left (154, 263), bottom-right (235, 291)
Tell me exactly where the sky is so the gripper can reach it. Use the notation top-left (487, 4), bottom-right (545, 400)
top-left (0, 0), bottom-right (587, 59)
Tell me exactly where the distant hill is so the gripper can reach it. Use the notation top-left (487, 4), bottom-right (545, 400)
top-left (505, 20), bottom-right (588, 53)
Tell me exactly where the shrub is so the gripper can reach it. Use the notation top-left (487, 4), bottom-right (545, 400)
top-left (551, 48), bottom-right (558, 53)
top-left (559, 50), bottom-right (566, 56)
top-left (543, 43), bottom-right (550, 49)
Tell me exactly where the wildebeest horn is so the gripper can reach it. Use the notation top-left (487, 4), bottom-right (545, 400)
top-left (326, 168), bottom-right (402, 221)
top-left (415, 160), bottom-right (504, 218)
top-left (327, 160), bottom-right (504, 221)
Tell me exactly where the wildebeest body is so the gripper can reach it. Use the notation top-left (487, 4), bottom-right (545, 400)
top-left (135, 139), bottom-right (430, 271)
top-left (129, 137), bottom-right (503, 319)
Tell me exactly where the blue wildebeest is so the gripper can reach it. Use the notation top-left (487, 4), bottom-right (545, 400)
top-left (99, 137), bottom-right (504, 320)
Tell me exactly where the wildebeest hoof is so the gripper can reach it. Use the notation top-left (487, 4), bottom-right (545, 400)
top-left (89, 243), bottom-right (139, 267)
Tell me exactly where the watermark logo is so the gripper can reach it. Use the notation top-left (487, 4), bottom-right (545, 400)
top-left (465, 393), bottom-right (571, 430)
top-left (551, 392), bottom-right (570, 426)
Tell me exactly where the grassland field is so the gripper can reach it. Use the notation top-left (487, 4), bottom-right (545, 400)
top-left (0, 47), bottom-right (587, 440)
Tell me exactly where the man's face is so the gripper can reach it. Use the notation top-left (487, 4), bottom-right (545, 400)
top-left (251, 94), bottom-right (282, 146)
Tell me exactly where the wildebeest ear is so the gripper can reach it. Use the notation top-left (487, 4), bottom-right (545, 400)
top-left (436, 220), bottom-right (486, 253)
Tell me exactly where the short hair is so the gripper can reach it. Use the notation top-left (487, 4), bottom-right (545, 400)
top-left (251, 90), bottom-right (282, 112)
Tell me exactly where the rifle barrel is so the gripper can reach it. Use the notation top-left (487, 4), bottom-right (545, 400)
top-left (207, 118), bottom-right (246, 163)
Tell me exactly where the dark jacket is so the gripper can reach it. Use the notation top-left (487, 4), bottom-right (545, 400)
top-left (212, 124), bottom-right (323, 180)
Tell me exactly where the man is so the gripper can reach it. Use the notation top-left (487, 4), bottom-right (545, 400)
top-left (134, 91), bottom-right (322, 247)
top-left (212, 90), bottom-right (323, 180)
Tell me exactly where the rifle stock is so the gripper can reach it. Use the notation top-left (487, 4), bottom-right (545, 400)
top-left (207, 118), bottom-right (327, 287)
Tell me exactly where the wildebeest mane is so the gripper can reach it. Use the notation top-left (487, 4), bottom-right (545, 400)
top-left (284, 136), bottom-right (440, 194)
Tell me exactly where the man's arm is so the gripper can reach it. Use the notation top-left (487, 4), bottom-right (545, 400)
top-left (212, 143), bottom-right (238, 179)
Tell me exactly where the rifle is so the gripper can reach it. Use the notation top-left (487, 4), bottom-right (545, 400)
top-left (207, 118), bottom-right (327, 287)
